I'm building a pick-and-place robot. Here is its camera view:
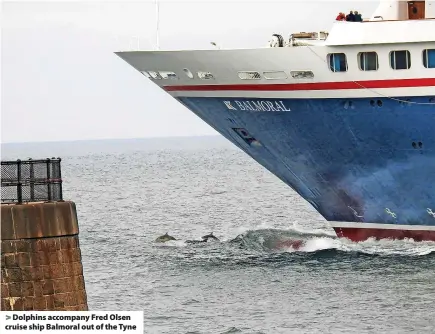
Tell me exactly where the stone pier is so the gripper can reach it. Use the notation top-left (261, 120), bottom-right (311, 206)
top-left (1, 201), bottom-right (88, 311)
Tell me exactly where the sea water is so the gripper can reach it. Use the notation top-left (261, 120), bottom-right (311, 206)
top-left (2, 136), bottom-right (434, 334)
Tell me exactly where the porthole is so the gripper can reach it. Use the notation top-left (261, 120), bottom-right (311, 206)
top-left (264, 71), bottom-right (288, 79)
top-left (183, 68), bottom-right (194, 79)
top-left (238, 71), bottom-right (261, 80)
top-left (198, 71), bottom-right (214, 80)
top-left (377, 100), bottom-right (383, 107)
top-left (147, 71), bottom-right (162, 80)
top-left (290, 71), bottom-right (314, 79)
top-left (159, 71), bottom-right (178, 79)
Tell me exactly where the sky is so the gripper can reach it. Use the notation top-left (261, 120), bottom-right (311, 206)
top-left (1, 0), bottom-right (379, 143)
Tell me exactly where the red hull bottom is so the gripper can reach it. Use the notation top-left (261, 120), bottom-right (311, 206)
top-left (333, 227), bottom-right (435, 242)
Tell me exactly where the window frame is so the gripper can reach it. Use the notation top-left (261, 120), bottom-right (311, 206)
top-left (358, 51), bottom-right (379, 71)
top-left (422, 49), bottom-right (435, 69)
top-left (389, 50), bottom-right (411, 70)
top-left (327, 53), bottom-right (348, 73)
top-left (158, 71), bottom-right (178, 80)
top-left (197, 71), bottom-right (215, 80)
top-left (263, 71), bottom-right (288, 80)
top-left (290, 70), bottom-right (314, 79)
top-left (147, 71), bottom-right (163, 79)
top-left (238, 71), bottom-right (262, 80)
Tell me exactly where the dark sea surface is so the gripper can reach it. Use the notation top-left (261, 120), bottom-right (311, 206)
top-left (2, 136), bottom-right (435, 334)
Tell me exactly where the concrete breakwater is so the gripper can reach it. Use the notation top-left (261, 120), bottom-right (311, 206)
top-left (1, 158), bottom-right (88, 311)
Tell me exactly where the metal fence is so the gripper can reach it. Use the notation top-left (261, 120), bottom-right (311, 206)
top-left (1, 158), bottom-right (63, 204)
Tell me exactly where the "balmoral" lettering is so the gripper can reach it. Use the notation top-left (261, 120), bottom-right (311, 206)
top-left (223, 100), bottom-right (291, 112)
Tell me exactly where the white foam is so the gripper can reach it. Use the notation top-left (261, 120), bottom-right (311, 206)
top-left (152, 240), bottom-right (187, 248)
top-left (288, 221), bottom-right (336, 237)
top-left (300, 237), bottom-right (341, 253)
top-left (261, 223), bottom-right (435, 255)
top-left (293, 235), bottom-right (435, 256)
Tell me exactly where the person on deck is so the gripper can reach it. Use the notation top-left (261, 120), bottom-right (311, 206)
top-left (336, 12), bottom-right (346, 21)
top-left (354, 11), bottom-right (363, 22)
top-left (346, 11), bottom-right (355, 21)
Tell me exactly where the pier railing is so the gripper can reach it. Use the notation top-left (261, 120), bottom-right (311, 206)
top-left (1, 158), bottom-right (63, 204)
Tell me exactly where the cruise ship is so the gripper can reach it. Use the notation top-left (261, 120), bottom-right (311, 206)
top-left (116, 0), bottom-right (435, 242)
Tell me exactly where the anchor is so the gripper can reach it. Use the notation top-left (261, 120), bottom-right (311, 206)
top-left (427, 208), bottom-right (435, 218)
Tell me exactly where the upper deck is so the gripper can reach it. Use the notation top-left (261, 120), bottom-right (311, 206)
top-left (370, 0), bottom-right (434, 21)
top-left (324, 18), bottom-right (435, 46)
top-left (287, 0), bottom-right (435, 47)
top-left (273, 0), bottom-right (435, 48)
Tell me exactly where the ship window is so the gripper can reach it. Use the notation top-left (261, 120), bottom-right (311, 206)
top-left (358, 52), bottom-right (378, 71)
top-left (327, 53), bottom-right (347, 72)
top-left (290, 70), bottom-right (314, 79)
top-left (198, 71), bottom-right (214, 79)
top-left (390, 50), bottom-right (411, 70)
top-left (147, 71), bottom-right (162, 79)
top-left (140, 71), bottom-right (151, 78)
top-left (158, 71), bottom-right (178, 79)
top-left (263, 71), bottom-right (287, 79)
top-left (238, 71), bottom-right (262, 80)
top-left (423, 49), bottom-right (435, 68)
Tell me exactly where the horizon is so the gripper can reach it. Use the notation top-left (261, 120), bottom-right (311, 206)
top-left (1, 134), bottom-right (223, 146)
top-left (0, 134), bottom-right (235, 161)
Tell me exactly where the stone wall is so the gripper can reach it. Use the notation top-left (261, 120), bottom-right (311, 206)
top-left (1, 201), bottom-right (88, 311)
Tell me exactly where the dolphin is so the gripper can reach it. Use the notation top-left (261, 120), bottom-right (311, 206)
top-left (201, 232), bottom-right (219, 242)
top-left (185, 232), bottom-right (220, 244)
top-left (155, 232), bottom-right (177, 243)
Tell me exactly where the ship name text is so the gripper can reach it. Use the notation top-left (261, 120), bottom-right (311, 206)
top-left (223, 100), bottom-right (291, 112)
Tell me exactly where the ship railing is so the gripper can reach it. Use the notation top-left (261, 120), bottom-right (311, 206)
top-left (1, 158), bottom-right (63, 204)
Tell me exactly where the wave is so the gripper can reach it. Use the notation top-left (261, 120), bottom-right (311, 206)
top-left (230, 227), bottom-right (435, 257)
top-left (151, 225), bottom-right (435, 258)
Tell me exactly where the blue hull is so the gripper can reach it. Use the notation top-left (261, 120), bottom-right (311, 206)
top-left (177, 96), bottom-right (435, 227)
